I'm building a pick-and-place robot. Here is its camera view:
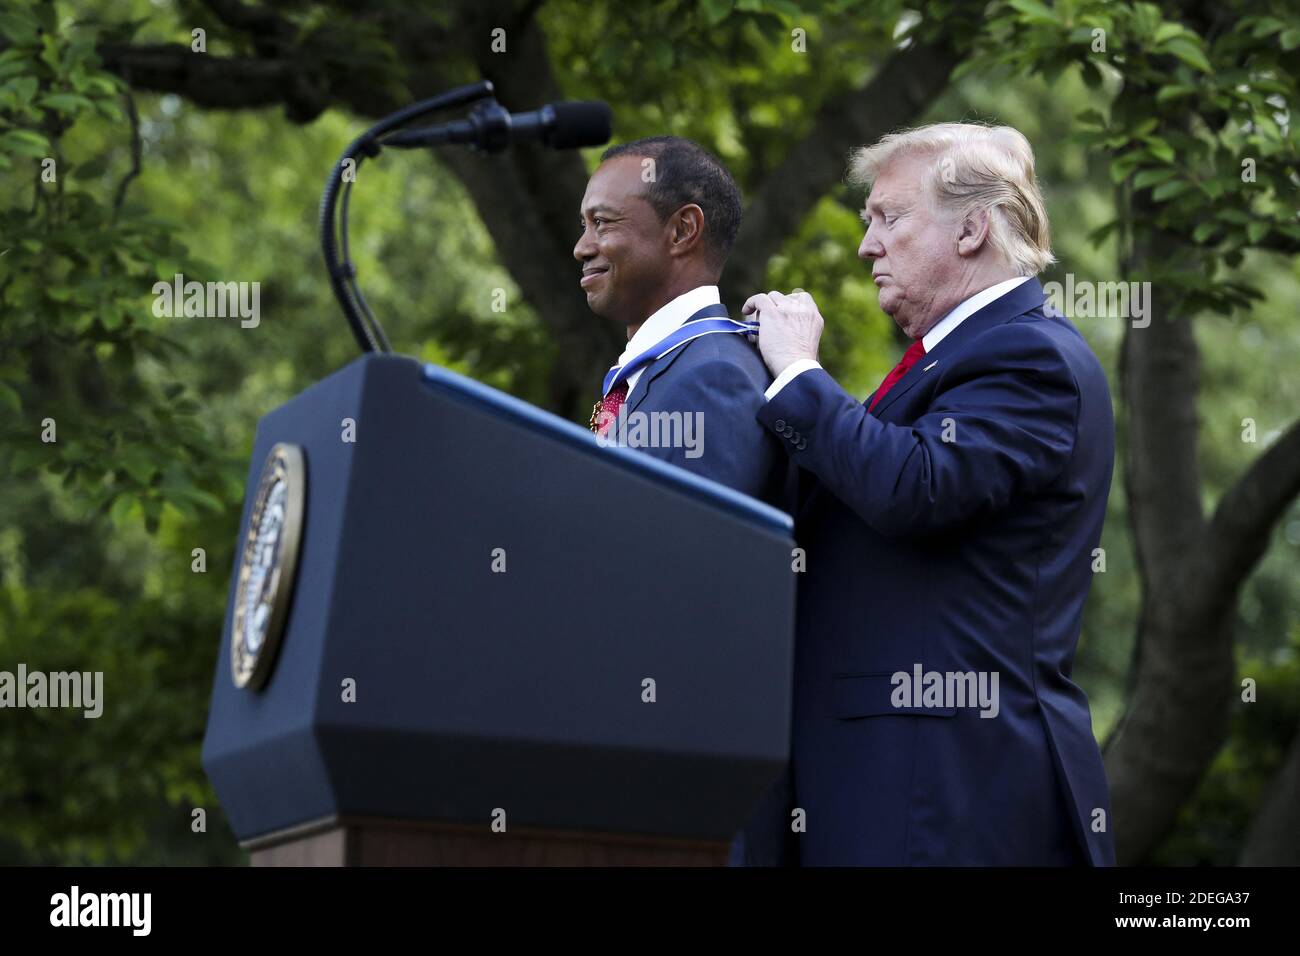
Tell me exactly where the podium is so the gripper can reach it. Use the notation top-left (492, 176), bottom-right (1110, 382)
top-left (201, 354), bottom-right (796, 865)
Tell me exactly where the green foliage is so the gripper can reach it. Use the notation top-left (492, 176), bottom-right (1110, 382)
top-left (0, 580), bottom-right (240, 863)
top-left (0, 2), bottom-right (233, 534)
top-left (967, 0), bottom-right (1299, 315)
top-left (545, 0), bottom-right (906, 184)
top-left (0, 1), bottom-right (244, 863)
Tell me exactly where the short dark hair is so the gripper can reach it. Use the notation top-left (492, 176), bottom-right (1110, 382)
top-left (600, 136), bottom-right (742, 270)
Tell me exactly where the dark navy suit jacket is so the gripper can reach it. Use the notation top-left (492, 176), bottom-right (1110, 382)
top-left (604, 325), bottom-right (797, 865)
top-left (756, 278), bottom-right (1116, 866)
top-left (608, 329), bottom-right (792, 509)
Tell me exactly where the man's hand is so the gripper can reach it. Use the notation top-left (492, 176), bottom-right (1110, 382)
top-left (742, 289), bottom-right (825, 378)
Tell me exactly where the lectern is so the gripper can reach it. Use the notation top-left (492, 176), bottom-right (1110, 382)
top-left (201, 354), bottom-right (795, 865)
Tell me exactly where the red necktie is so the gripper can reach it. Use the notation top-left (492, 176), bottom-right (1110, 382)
top-left (868, 340), bottom-right (926, 412)
top-left (591, 382), bottom-right (629, 437)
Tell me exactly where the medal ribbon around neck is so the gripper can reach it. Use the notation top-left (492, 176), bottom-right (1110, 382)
top-left (600, 303), bottom-right (757, 398)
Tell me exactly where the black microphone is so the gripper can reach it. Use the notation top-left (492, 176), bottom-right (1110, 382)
top-left (383, 99), bottom-right (612, 152)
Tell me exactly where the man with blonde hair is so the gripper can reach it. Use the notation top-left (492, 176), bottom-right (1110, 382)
top-left (741, 122), bottom-right (1116, 866)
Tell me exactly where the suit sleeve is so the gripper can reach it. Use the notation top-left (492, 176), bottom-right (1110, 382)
top-left (757, 324), bottom-right (1080, 536)
top-left (636, 357), bottom-right (778, 502)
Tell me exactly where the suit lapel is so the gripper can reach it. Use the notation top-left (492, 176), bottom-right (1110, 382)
top-left (609, 338), bottom-right (695, 443)
top-left (868, 356), bottom-right (939, 418)
top-left (868, 278), bottom-right (1047, 420)
top-left (625, 337), bottom-right (693, 414)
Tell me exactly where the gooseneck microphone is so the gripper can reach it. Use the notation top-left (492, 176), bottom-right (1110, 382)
top-left (382, 100), bottom-right (613, 152)
top-left (320, 82), bottom-right (613, 354)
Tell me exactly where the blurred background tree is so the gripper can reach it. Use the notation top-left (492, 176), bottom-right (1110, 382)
top-left (0, 0), bottom-right (1296, 864)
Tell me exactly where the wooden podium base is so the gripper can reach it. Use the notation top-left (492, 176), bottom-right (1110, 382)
top-left (245, 816), bottom-right (731, 866)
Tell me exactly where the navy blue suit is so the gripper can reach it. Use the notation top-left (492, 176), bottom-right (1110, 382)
top-left (609, 329), bottom-right (792, 510)
top-left (757, 278), bottom-right (1115, 866)
top-left (605, 325), bottom-right (797, 866)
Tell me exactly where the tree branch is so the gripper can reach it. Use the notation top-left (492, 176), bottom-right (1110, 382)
top-left (1199, 417), bottom-right (1300, 606)
top-left (97, 43), bottom-right (330, 118)
top-left (112, 90), bottom-right (141, 219)
top-left (1240, 715), bottom-right (1300, 865)
top-left (198, 0), bottom-right (298, 53)
top-left (1257, 232), bottom-right (1300, 256)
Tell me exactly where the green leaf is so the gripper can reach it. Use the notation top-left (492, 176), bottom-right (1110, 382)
top-left (109, 493), bottom-right (136, 528)
top-left (1, 129), bottom-right (51, 157)
top-left (1160, 37), bottom-right (1212, 73)
top-left (71, 154), bottom-right (111, 180)
top-left (176, 487), bottom-right (225, 513)
top-left (1087, 219), bottom-right (1121, 244)
top-left (5, 74), bottom-right (38, 103)
top-left (0, 12), bottom-right (40, 44)
top-left (0, 380), bottom-right (21, 413)
top-left (1153, 22), bottom-right (1186, 45)
top-left (1143, 136), bottom-right (1176, 163)
top-left (39, 34), bottom-right (61, 73)
top-left (1201, 178), bottom-right (1226, 200)
top-left (1007, 0), bottom-right (1059, 24)
top-left (643, 35), bottom-right (673, 71)
top-left (118, 448), bottom-right (155, 484)
top-left (39, 92), bottom-right (93, 114)
top-left (1110, 152), bottom-right (1143, 183)
top-left (10, 445), bottom-right (44, 473)
top-left (85, 75), bottom-right (121, 96)
top-left (94, 99), bottom-right (124, 122)
top-left (699, 0), bottom-right (732, 26)
top-left (1155, 84), bottom-right (1195, 104)
top-left (1249, 17), bottom-right (1285, 38)
top-left (1151, 179), bottom-right (1190, 201)
top-left (766, 0), bottom-right (802, 17)
top-left (1133, 167), bottom-right (1179, 190)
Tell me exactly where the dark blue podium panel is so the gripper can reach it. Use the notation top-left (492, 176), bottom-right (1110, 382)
top-left (202, 354), bottom-right (795, 843)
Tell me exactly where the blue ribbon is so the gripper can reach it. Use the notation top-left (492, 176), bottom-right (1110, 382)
top-left (600, 303), bottom-right (758, 397)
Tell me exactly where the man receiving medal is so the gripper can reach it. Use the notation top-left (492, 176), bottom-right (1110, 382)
top-left (574, 135), bottom-right (794, 865)
top-left (575, 136), bottom-right (791, 508)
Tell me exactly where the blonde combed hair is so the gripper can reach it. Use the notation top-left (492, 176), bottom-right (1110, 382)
top-left (849, 123), bottom-right (1055, 276)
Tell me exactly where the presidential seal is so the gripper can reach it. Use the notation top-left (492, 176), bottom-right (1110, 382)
top-left (231, 443), bottom-right (306, 690)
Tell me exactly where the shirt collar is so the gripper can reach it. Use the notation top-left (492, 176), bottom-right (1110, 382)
top-left (921, 276), bottom-right (1031, 352)
top-left (617, 285), bottom-right (721, 367)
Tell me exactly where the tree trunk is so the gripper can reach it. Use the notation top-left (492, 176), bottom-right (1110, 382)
top-left (1103, 204), bottom-right (1300, 862)
top-left (1103, 226), bottom-right (1235, 861)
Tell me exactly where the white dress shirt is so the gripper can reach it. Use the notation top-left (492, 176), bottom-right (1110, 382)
top-left (613, 285), bottom-right (721, 397)
top-left (763, 276), bottom-right (1031, 401)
